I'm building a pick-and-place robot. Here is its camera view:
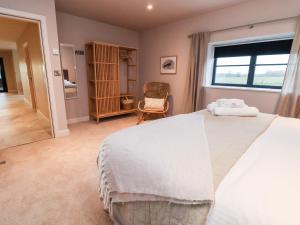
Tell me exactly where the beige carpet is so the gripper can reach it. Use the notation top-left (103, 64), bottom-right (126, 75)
top-left (0, 115), bottom-right (137, 225)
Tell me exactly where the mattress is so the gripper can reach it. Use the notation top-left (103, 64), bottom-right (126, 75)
top-left (206, 116), bottom-right (300, 225)
top-left (100, 110), bottom-right (276, 225)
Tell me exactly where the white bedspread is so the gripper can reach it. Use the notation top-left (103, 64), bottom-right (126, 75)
top-left (98, 113), bottom-right (214, 211)
top-left (206, 117), bottom-right (300, 225)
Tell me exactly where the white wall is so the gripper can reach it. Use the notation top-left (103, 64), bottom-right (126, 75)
top-left (140, 0), bottom-right (300, 115)
top-left (11, 49), bottom-right (22, 94)
top-left (0, 0), bottom-right (69, 136)
top-left (56, 12), bottom-right (139, 121)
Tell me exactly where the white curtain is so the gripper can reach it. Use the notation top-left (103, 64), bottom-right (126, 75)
top-left (276, 16), bottom-right (300, 118)
top-left (184, 32), bottom-right (210, 113)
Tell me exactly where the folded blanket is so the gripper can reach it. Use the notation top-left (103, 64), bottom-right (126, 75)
top-left (216, 98), bottom-right (246, 108)
top-left (214, 107), bottom-right (259, 117)
top-left (98, 113), bottom-right (214, 212)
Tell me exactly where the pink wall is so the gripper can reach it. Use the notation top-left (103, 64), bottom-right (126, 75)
top-left (205, 88), bottom-right (280, 114)
top-left (140, 0), bottom-right (300, 115)
top-left (56, 12), bottom-right (139, 121)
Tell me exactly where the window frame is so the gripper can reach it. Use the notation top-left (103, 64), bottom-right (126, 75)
top-left (211, 40), bottom-right (292, 90)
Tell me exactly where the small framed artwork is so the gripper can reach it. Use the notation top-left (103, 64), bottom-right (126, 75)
top-left (160, 56), bottom-right (177, 74)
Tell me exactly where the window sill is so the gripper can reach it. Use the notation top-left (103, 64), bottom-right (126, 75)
top-left (205, 85), bottom-right (282, 93)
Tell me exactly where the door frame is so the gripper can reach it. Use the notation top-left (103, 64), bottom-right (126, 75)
top-left (23, 42), bottom-right (37, 111)
top-left (0, 7), bottom-right (69, 137)
top-left (0, 58), bottom-right (8, 92)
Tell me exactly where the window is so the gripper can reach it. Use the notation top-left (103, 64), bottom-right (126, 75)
top-left (212, 39), bottom-right (293, 89)
top-left (214, 56), bottom-right (250, 85)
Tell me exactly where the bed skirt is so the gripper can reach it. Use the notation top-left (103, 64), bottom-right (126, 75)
top-left (112, 202), bottom-right (210, 225)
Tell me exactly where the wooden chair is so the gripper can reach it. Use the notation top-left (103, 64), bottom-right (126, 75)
top-left (137, 82), bottom-right (170, 124)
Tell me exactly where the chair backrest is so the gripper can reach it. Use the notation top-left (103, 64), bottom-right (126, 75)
top-left (144, 82), bottom-right (170, 99)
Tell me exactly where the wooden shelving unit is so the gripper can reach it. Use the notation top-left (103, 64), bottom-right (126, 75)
top-left (86, 42), bottom-right (138, 122)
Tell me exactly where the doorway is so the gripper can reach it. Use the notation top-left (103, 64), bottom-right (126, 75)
top-left (0, 58), bottom-right (8, 92)
top-left (23, 43), bottom-right (37, 111)
top-left (0, 15), bottom-right (53, 150)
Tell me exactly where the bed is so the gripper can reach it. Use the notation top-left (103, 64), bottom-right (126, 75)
top-left (97, 110), bottom-right (299, 225)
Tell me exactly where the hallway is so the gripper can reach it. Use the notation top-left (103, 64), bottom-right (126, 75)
top-left (0, 93), bottom-right (52, 150)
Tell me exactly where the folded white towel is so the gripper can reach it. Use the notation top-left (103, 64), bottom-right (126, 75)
top-left (216, 98), bottom-right (246, 108)
top-left (213, 106), bottom-right (259, 117)
top-left (207, 99), bottom-right (258, 117)
top-left (207, 102), bottom-right (217, 113)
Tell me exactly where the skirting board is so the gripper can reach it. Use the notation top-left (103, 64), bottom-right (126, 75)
top-left (55, 128), bottom-right (70, 137)
top-left (8, 90), bottom-right (18, 93)
top-left (37, 109), bottom-right (51, 123)
top-left (23, 96), bottom-right (32, 105)
top-left (67, 116), bottom-right (90, 124)
top-left (24, 99), bottom-right (50, 124)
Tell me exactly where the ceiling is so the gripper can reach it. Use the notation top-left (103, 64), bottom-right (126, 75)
top-left (0, 16), bottom-right (32, 42)
top-left (55, 0), bottom-right (249, 30)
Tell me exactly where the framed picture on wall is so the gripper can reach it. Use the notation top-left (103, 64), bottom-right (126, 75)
top-left (160, 56), bottom-right (177, 74)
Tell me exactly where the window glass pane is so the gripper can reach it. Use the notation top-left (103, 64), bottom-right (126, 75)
top-left (253, 65), bottom-right (286, 86)
top-left (256, 54), bottom-right (289, 65)
top-left (216, 56), bottom-right (251, 66)
top-left (215, 66), bottom-right (249, 84)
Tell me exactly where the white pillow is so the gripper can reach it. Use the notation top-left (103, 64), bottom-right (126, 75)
top-left (144, 97), bottom-right (165, 111)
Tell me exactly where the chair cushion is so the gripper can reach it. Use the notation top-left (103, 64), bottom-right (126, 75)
top-left (144, 97), bottom-right (165, 111)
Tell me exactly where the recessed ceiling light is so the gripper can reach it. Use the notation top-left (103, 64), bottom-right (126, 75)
top-left (147, 4), bottom-right (153, 10)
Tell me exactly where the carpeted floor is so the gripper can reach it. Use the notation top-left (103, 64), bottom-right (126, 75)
top-left (0, 115), bottom-right (137, 225)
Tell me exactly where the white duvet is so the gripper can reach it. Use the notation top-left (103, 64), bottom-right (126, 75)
top-left (98, 113), bottom-right (214, 211)
top-left (207, 117), bottom-right (300, 225)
